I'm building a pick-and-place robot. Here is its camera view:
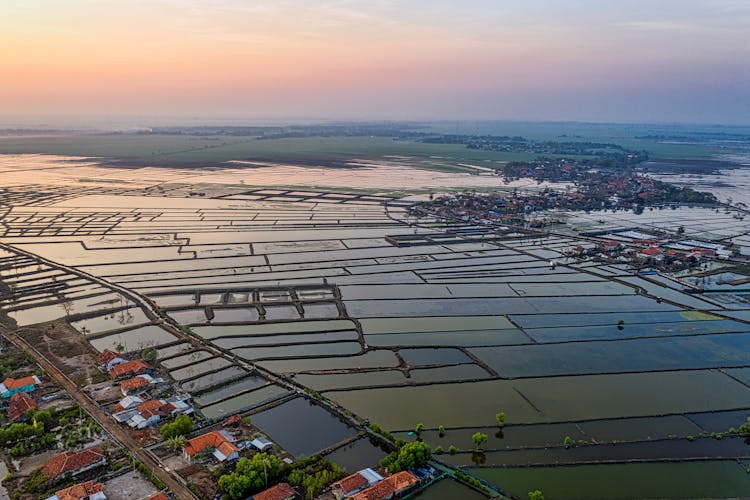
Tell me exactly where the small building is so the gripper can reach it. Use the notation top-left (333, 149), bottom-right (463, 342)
top-left (183, 430), bottom-right (240, 463)
top-left (250, 437), bottom-right (273, 452)
top-left (109, 360), bottom-right (150, 380)
top-left (223, 414), bottom-right (242, 427)
top-left (0, 375), bottom-right (42, 398)
top-left (127, 399), bottom-right (178, 429)
top-left (98, 350), bottom-right (127, 372)
top-left (638, 246), bottom-right (664, 261)
top-left (46, 480), bottom-right (106, 500)
top-left (144, 493), bottom-right (168, 500)
top-left (6, 392), bottom-right (39, 422)
top-left (251, 482), bottom-right (297, 500)
top-left (350, 472), bottom-right (419, 500)
top-left (332, 468), bottom-right (383, 499)
top-left (43, 448), bottom-right (106, 479)
top-left (601, 241), bottom-right (621, 252)
top-left (119, 374), bottom-right (156, 396)
top-left (113, 395), bottom-right (144, 413)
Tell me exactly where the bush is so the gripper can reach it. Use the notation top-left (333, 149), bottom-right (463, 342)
top-left (160, 415), bottom-right (192, 440)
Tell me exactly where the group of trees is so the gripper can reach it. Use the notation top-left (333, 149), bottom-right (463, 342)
top-left (217, 453), bottom-right (283, 500)
top-left (287, 459), bottom-right (344, 499)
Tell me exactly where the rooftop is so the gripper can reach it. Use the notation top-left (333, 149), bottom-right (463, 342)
top-left (183, 430), bottom-right (238, 457)
top-left (43, 448), bottom-right (105, 478)
top-left (50, 480), bottom-right (106, 500)
top-left (252, 482), bottom-right (296, 500)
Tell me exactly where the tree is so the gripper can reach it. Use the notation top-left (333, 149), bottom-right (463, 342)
top-left (448, 444), bottom-right (458, 455)
top-left (472, 432), bottom-right (488, 451)
top-left (160, 415), bottom-right (192, 440)
top-left (141, 347), bottom-right (157, 364)
top-left (380, 441), bottom-right (432, 472)
top-left (415, 422), bottom-right (424, 436)
top-left (529, 490), bottom-right (545, 500)
top-left (564, 436), bottom-right (574, 448)
top-left (495, 412), bottom-right (506, 428)
top-left (438, 425), bottom-right (446, 437)
top-left (166, 435), bottom-right (186, 451)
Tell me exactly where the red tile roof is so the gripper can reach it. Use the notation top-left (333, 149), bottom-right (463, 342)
top-left (253, 482), bottom-right (296, 500)
top-left (2, 375), bottom-right (40, 390)
top-left (98, 349), bottom-right (123, 365)
top-left (641, 246), bottom-right (663, 256)
top-left (137, 399), bottom-right (175, 419)
top-left (43, 448), bottom-right (105, 478)
top-left (351, 472), bottom-right (419, 500)
top-left (386, 471), bottom-right (419, 492)
top-left (145, 492), bottom-right (168, 500)
top-left (183, 431), bottom-right (238, 457)
top-left (120, 376), bottom-right (152, 393)
top-left (109, 360), bottom-right (150, 379)
top-left (54, 480), bottom-right (104, 500)
top-left (350, 480), bottom-right (394, 500)
top-left (223, 414), bottom-right (242, 426)
top-left (6, 392), bottom-right (38, 421)
top-left (332, 472), bottom-right (369, 496)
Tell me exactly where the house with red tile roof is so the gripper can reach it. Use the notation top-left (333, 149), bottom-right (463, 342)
top-left (639, 246), bottom-right (664, 261)
top-left (251, 482), bottom-right (297, 500)
top-left (43, 448), bottom-right (106, 479)
top-left (98, 350), bottom-right (127, 372)
top-left (109, 360), bottom-right (150, 380)
top-left (46, 480), bottom-right (106, 500)
top-left (183, 430), bottom-right (240, 463)
top-left (144, 492), bottom-right (168, 500)
top-left (6, 392), bottom-right (39, 422)
top-left (350, 472), bottom-right (419, 500)
top-left (0, 375), bottom-right (42, 398)
top-left (332, 468), bottom-right (383, 499)
top-left (119, 374), bottom-right (156, 396)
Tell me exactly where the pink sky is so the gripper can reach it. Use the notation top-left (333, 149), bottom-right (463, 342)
top-left (2, 0), bottom-right (749, 123)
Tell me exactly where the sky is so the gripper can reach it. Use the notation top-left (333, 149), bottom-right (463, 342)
top-left (1, 0), bottom-right (749, 125)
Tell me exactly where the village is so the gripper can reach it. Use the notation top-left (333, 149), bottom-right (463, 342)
top-left (0, 331), bottom-right (453, 500)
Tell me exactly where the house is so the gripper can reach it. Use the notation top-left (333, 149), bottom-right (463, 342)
top-left (332, 469), bottom-right (383, 499)
top-left (144, 493), bottom-right (168, 500)
top-left (6, 392), bottom-right (39, 422)
top-left (639, 246), bottom-right (664, 261)
top-left (46, 480), bottom-right (106, 500)
top-left (112, 395), bottom-right (144, 413)
top-left (183, 430), bottom-right (240, 463)
top-left (350, 472), bottom-right (419, 500)
top-left (602, 241), bottom-right (621, 252)
top-left (223, 414), bottom-right (242, 427)
top-left (127, 399), bottom-right (177, 429)
top-left (0, 375), bottom-right (42, 398)
top-left (109, 360), bottom-right (150, 380)
top-left (43, 448), bottom-right (106, 479)
top-left (250, 437), bottom-right (273, 452)
top-left (120, 374), bottom-right (156, 396)
top-left (251, 482), bottom-right (297, 500)
top-left (385, 471), bottom-right (419, 496)
top-left (98, 350), bottom-right (127, 372)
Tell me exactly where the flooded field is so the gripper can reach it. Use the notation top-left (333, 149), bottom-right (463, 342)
top-left (1, 153), bottom-right (750, 498)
